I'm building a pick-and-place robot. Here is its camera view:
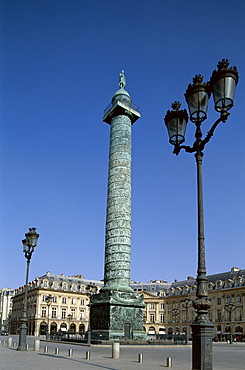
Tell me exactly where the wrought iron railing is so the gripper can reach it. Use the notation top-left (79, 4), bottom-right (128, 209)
top-left (104, 101), bottom-right (140, 116)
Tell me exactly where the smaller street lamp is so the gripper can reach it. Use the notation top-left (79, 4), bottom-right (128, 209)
top-left (45, 294), bottom-right (53, 339)
top-left (18, 228), bottom-right (39, 351)
top-left (171, 307), bottom-right (179, 344)
top-left (225, 302), bottom-right (235, 343)
top-left (67, 313), bottom-right (73, 338)
top-left (85, 283), bottom-right (98, 345)
top-left (181, 298), bottom-right (192, 343)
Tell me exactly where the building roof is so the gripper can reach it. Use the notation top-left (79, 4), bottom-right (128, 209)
top-left (11, 267), bottom-right (245, 297)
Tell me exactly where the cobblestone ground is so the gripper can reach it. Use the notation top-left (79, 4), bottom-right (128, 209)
top-left (1, 336), bottom-right (245, 369)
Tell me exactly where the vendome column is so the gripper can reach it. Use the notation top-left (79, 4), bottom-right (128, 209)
top-left (89, 71), bottom-right (147, 341)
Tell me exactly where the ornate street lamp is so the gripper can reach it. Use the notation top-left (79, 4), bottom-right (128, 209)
top-left (45, 294), bottom-right (52, 339)
top-left (181, 298), bottom-right (192, 343)
top-left (85, 283), bottom-right (98, 345)
top-left (67, 313), bottom-right (73, 339)
top-left (171, 307), bottom-right (179, 344)
top-left (224, 302), bottom-right (235, 343)
top-left (164, 59), bottom-right (239, 369)
top-left (17, 228), bottom-right (39, 351)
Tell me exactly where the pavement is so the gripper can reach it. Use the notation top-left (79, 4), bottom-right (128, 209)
top-left (1, 335), bottom-right (245, 369)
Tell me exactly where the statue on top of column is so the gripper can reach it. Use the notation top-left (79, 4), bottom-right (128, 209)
top-left (119, 70), bottom-right (126, 89)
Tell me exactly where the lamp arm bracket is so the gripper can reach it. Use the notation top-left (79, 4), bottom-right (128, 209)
top-left (202, 111), bottom-right (230, 147)
top-left (174, 110), bottom-right (230, 156)
top-left (173, 145), bottom-right (195, 156)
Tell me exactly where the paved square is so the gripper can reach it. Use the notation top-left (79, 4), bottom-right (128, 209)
top-left (1, 336), bottom-right (245, 369)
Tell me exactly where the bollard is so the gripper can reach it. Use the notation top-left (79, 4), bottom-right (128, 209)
top-left (26, 344), bottom-right (29, 351)
top-left (55, 347), bottom-right (59, 355)
top-left (86, 351), bottom-right (90, 360)
top-left (8, 337), bottom-right (13, 347)
top-left (112, 342), bottom-right (120, 359)
top-left (44, 346), bottom-right (48, 353)
top-left (13, 342), bottom-right (17, 348)
top-left (138, 354), bottom-right (143, 363)
top-left (68, 349), bottom-right (73, 357)
top-left (34, 340), bottom-right (40, 352)
top-left (166, 357), bottom-right (172, 367)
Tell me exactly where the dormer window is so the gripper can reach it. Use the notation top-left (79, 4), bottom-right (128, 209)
top-left (43, 280), bottom-right (49, 288)
top-left (216, 280), bottom-right (223, 289)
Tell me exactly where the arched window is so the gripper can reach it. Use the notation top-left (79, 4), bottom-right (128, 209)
top-left (148, 326), bottom-right (155, 334)
top-left (235, 325), bottom-right (243, 334)
top-left (70, 323), bottom-right (76, 333)
top-left (50, 322), bottom-right (57, 333)
top-left (60, 323), bottom-right (67, 332)
top-left (225, 325), bottom-right (231, 333)
top-left (168, 327), bottom-right (173, 335)
top-left (79, 324), bottom-right (85, 333)
top-left (39, 322), bottom-right (47, 335)
top-left (175, 326), bottom-right (180, 334)
top-left (159, 327), bottom-right (166, 334)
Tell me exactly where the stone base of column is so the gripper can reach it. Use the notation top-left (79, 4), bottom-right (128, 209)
top-left (89, 290), bottom-right (147, 341)
top-left (191, 321), bottom-right (214, 370)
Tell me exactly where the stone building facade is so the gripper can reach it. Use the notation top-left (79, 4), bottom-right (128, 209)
top-left (9, 267), bottom-right (245, 341)
top-left (134, 267), bottom-right (245, 341)
top-left (10, 272), bottom-right (103, 337)
top-left (0, 288), bottom-right (15, 332)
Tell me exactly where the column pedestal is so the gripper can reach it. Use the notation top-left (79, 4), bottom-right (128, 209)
top-left (191, 321), bottom-right (214, 370)
top-left (90, 290), bottom-right (146, 341)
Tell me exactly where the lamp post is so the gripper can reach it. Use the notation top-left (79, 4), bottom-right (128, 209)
top-left (85, 283), bottom-right (98, 345)
top-left (164, 59), bottom-right (239, 369)
top-left (17, 227), bottom-right (39, 351)
top-left (172, 307), bottom-right (179, 344)
top-left (45, 294), bottom-right (52, 339)
top-left (224, 302), bottom-right (235, 343)
top-left (182, 298), bottom-right (192, 343)
top-left (67, 313), bottom-right (72, 339)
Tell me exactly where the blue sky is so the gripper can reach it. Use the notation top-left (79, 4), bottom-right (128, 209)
top-left (1, 0), bottom-right (245, 289)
